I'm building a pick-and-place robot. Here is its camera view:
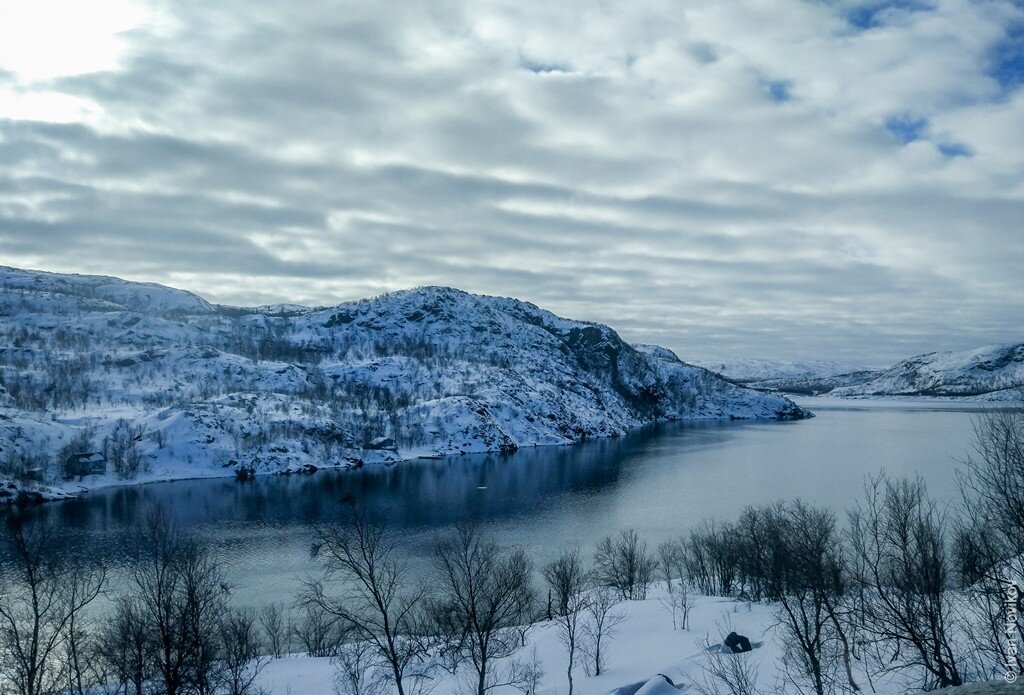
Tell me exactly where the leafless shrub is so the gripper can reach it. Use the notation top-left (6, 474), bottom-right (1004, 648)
top-left (219, 607), bottom-right (269, 695)
top-left (688, 633), bottom-right (763, 695)
top-left (657, 539), bottom-right (686, 593)
top-left (512, 646), bottom-right (544, 695)
top-left (292, 606), bottom-right (343, 658)
top-left (259, 603), bottom-right (289, 659)
top-left (682, 521), bottom-right (741, 597)
top-left (659, 583), bottom-right (692, 631)
top-left (956, 410), bottom-right (1024, 679)
top-left (333, 640), bottom-right (385, 695)
top-left (849, 476), bottom-right (967, 689)
top-left (593, 529), bottom-right (657, 601)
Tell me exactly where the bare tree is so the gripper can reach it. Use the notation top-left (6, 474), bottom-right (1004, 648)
top-left (962, 410), bottom-right (1024, 544)
top-left (125, 509), bottom-right (230, 695)
top-left (542, 548), bottom-right (589, 695)
top-left (430, 524), bottom-right (536, 695)
top-left (656, 539), bottom-right (685, 593)
top-left (957, 409), bottom-right (1024, 678)
top-left (513, 646), bottom-right (544, 695)
top-left (754, 501), bottom-right (853, 695)
top-left (104, 419), bottom-right (145, 480)
top-left (333, 640), bottom-right (385, 695)
top-left (258, 603), bottom-right (288, 659)
top-left (659, 584), bottom-right (692, 631)
top-left (681, 522), bottom-right (740, 597)
top-left (219, 607), bottom-right (268, 695)
top-left (848, 476), bottom-right (966, 689)
top-left (593, 529), bottom-right (657, 601)
top-left (96, 597), bottom-right (152, 695)
top-left (581, 585), bottom-right (626, 677)
top-left (299, 505), bottom-right (428, 695)
top-left (62, 557), bottom-right (109, 695)
top-left (0, 515), bottom-right (105, 695)
top-left (292, 606), bottom-right (342, 658)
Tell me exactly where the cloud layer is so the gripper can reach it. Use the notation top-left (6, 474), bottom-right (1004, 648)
top-left (1, 0), bottom-right (1023, 363)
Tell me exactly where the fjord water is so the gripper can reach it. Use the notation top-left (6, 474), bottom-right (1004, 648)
top-left (34, 401), bottom-right (987, 607)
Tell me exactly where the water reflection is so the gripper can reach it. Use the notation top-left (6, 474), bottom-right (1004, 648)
top-left (12, 407), bottom-right (980, 607)
top-left (44, 433), bottom-right (634, 528)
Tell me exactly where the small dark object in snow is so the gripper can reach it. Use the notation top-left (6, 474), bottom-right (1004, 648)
top-left (724, 631), bottom-right (752, 653)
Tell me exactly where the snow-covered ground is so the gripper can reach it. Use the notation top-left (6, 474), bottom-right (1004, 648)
top-left (258, 588), bottom-right (777, 695)
top-left (251, 584), bottom-right (1011, 694)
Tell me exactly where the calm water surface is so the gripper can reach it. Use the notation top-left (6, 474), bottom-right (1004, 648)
top-left (27, 400), bottom-right (993, 607)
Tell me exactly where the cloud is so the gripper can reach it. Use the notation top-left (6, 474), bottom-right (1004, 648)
top-left (0, 0), bottom-right (1022, 364)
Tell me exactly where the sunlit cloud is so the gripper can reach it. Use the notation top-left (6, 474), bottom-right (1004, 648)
top-left (0, 0), bottom-right (152, 82)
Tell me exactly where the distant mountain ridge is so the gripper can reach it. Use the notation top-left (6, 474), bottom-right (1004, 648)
top-left (704, 344), bottom-right (1024, 400)
top-left (0, 266), bottom-right (807, 500)
top-left (831, 343), bottom-right (1024, 398)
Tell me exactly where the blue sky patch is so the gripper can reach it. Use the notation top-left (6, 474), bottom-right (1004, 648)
top-left (885, 114), bottom-right (929, 143)
top-left (764, 80), bottom-right (793, 102)
top-left (937, 142), bottom-right (972, 158)
top-left (846, 0), bottom-right (934, 30)
top-left (988, 21), bottom-right (1024, 91)
top-left (519, 57), bottom-right (571, 74)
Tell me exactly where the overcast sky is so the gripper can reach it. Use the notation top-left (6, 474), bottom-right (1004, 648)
top-left (1, 0), bottom-right (1022, 364)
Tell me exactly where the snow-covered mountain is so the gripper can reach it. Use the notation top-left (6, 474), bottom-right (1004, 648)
top-left (698, 359), bottom-right (863, 384)
top-left (830, 343), bottom-right (1024, 399)
top-left (698, 359), bottom-right (879, 396)
top-left (707, 343), bottom-right (1024, 400)
top-left (0, 266), bottom-right (807, 501)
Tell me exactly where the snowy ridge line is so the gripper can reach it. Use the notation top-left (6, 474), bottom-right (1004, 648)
top-left (0, 266), bottom-right (808, 503)
top-left (701, 343), bottom-right (1024, 400)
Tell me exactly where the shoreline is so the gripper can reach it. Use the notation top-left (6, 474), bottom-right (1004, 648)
top-left (1, 409), bottom-right (810, 508)
top-left (7, 395), bottom-right (1015, 510)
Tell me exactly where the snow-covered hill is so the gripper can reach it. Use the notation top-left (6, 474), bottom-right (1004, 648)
top-left (0, 266), bottom-right (808, 501)
top-left (698, 358), bottom-right (864, 384)
top-left (830, 343), bottom-right (1024, 399)
top-left (704, 345), bottom-right (1024, 400)
top-left (698, 359), bottom-right (879, 396)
